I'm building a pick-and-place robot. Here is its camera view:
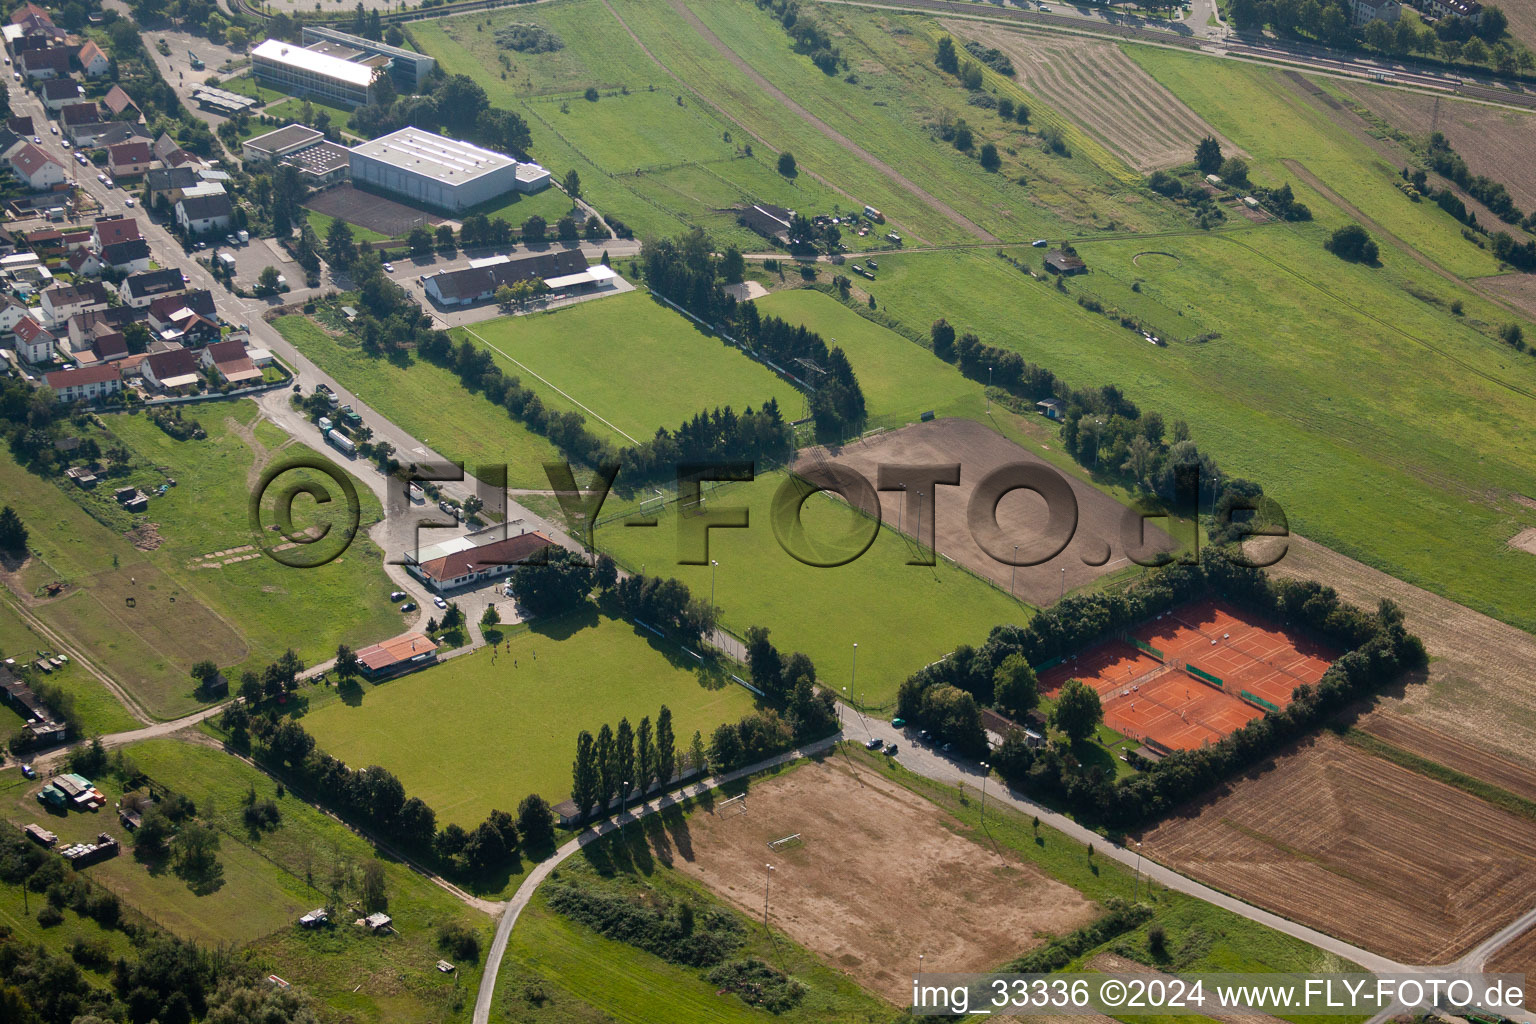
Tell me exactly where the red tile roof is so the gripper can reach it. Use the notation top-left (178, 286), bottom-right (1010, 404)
top-left (46, 364), bottom-right (120, 389)
top-left (415, 531), bottom-right (555, 584)
top-left (93, 217), bottom-right (139, 246)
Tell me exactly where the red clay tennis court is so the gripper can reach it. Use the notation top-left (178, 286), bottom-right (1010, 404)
top-left (1038, 599), bottom-right (1336, 753)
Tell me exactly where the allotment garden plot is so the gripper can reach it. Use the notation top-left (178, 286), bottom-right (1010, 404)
top-left (1039, 598), bottom-right (1334, 752)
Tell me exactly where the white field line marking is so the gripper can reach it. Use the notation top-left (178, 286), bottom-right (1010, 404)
top-left (459, 324), bottom-right (642, 446)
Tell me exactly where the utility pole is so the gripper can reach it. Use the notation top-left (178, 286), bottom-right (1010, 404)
top-left (979, 762), bottom-right (990, 824)
top-left (1010, 544), bottom-right (1018, 597)
top-left (763, 863), bottom-right (775, 930)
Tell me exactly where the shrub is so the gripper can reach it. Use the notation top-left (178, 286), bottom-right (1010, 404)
top-left (777, 151), bottom-right (796, 176)
top-left (545, 882), bottom-right (743, 967)
top-left (708, 959), bottom-right (807, 1012)
top-left (36, 904), bottom-right (63, 926)
top-left (1324, 223), bottom-right (1379, 264)
top-left (437, 921), bottom-right (482, 963)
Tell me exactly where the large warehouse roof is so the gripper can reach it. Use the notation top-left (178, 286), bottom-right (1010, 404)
top-left (351, 127), bottom-right (516, 185)
top-left (252, 39), bottom-right (376, 88)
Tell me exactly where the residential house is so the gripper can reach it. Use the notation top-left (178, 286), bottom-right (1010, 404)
top-left (10, 316), bottom-right (54, 363)
top-left (176, 193), bottom-right (234, 236)
top-left (120, 269), bottom-right (185, 308)
top-left (5, 116), bottom-right (34, 137)
top-left (101, 85), bottom-right (140, 122)
top-left (100, 237), bottom-right (151, 273)
top-left (200, 339), bottom-right (260, 384)
top-left (90, 329), bottom-right (127, 363)
top-left (142, 348), bottom-right (200, 391)
top-left (60, 229), bottom-right (91, 252)
top-left (91, 216), bottom-right (139, 249)
top-left (39, 77), bottom-right (82, 111)
top-left (1350, 0), bottom-right (1401, 21)
top-left (146, 166), bottom-right (198, 209)
top-left (107, 140), bottom-right (152, 179)
top-left (0, 295), bottom-right (29, 335)
top-left (65, 249), bottom-right (101, 277)
top-left (76, 40), bottom-right (109, 78)
top-left (40, 282), bottom-right (109, 328)
top-left (45, 363), bottom-right (121, 402)
top-left (1414, 0), bottom-right (1481, 20)
top-left (60, 102), bottom-right (106, 143)
top-left (75, 122), bottom-right (145, 150)
top-left (8, 143), bottom-right (66, 191)
top-left (9, 3), bottom-right (52, 25)
top-left (17, 46), bottom-right (70, 80)
top-left (67, 307), bottom-right (140, 349)
top-left (0, 128), bottom-right (22, 161)
top-left (148, 290), bottom-right (217, 326)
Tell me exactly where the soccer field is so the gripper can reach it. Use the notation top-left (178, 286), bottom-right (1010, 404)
top-left (302, 613), bottom-right (757, 824)
top-left (458, 291), bottom-right (803, 444)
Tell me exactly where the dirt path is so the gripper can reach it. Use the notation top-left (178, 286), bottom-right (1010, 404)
top-left (1089, 954), bottom-right (1292, 1024)
top-left (664, 0), bottom-right (999, 243)
top-left (1260, 532), bottom-right (1536, 767)
top-left (0, 584), bottom-right (154, 725)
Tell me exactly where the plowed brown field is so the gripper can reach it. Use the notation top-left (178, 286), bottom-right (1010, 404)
top-left (943, 23), bottom-right (1241, 172)
top-left (1140, 733), bottom-right (1536, 964)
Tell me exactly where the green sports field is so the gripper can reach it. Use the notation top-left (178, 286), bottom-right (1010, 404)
top-left (457, 290), bottom-right (802, 444)
top-left (1, 401), bottom-right (401, 719)
top-left (592, 469), bottom-right (1032, 709)
top-left (302, 613), bottom-right (757, 823)
top-left (274, 315), bottom-right (566, 488)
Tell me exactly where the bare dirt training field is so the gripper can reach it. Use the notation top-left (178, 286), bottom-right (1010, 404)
top-left (792, 418), bottom-right (1172, 606)
top-left (943, 23), bottom-right (1240, 172)
top-left (1140, 732), bottom-right (1536, 964)
top-left (655, 757), bottom-right (1098, 1003)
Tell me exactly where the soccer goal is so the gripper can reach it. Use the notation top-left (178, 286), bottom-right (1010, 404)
top-left (767, 833), bottom-right (802, 851)
top-left (718, 793), bottom-right (747, 816)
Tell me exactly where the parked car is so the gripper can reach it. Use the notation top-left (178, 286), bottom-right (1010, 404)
top-left (865, 736), bottom-right (884, 750)
top-left (433, 596), bottom-right (448, 609)
top-left (399, 602), bottom-right (417, 613)
top-left (1032, 239), bottom-right (1048, 247)
top-left (31, 136), bottom-right (39, 144)
top-left (61, 139), bottom-right (69, 149)
top-left (389, 591), bottom-right (407, 602)
top-left (382, 262), bottom-right (395, 273)
top-left (919, 729), bottom-right (933, 743)
top-left (124, 197), bottom-right (134, 207)
top-left (227, 234), bottom-right (238, 245)
top-left (49, 124), bottom-right (56, 134)
top-left (891, 717), bottom-right (905, 728)
top-left (20, 765), bottom-right (36, 779)
top-left (941, 742), bottom-right (953, 753)
top-left (884, 743), bottom-right (898, 755)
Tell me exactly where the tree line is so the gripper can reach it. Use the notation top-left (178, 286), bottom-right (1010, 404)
top-left (570, 705), bottom-right (691, 820)
top-left (896, 550), bottom-right (1425, 829)
top-left (927, 318), bottom-right (1264, 534)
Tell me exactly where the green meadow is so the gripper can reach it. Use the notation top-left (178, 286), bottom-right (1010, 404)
top-left (0, 401), bottom-right (400, 719)
top-left (1, 739), bottom-right (493, 1024)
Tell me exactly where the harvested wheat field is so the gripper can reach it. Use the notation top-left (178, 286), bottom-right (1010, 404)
top-left (943, 23), bottom-right (1241, 172)
top-left (1337, 84), bottom-right (1536, 211)
top-left (793, 418), bottom-right (1173, 606)
top-left (1487, 921), bottom-right (1536, 1007)
top-left (657, 757), bottom-right (1098, 1004)
top-left (1357, 709), bottom-right (1536, 804)
top-left (1257, 532), bottom-right (1536, 768)
top-left (1140, 732), bottom-right (1536, 964)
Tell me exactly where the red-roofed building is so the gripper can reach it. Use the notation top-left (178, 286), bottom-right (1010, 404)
top-left (143, 348), bottom-right (200, 391)
top-left (76, 40), bottom-right (109, 78)
top-left (92, 216), bottom-right (140, 249)
top-left (10, 3), bottom-right (52, 25)
top-left (199, 339), bottom-right (259, 383)
top-left (107, 140), bottom-right (151, 178)
top-left (356, 632), bottom-right (438, 679)
top-left (11, 316), bottom-right (55, 363)
top-left (406, 529), bottom-right (555, 592)
top-left (8, 142), bottom-right (65, 191)
top-left (45, 364), bottom-right (121, 403)
top-left (17, 46), bottom-right (70, 80)
top-left (102, 85), bottom-right (140, 120)
top-left (66, 249), bottom-right (101, 277)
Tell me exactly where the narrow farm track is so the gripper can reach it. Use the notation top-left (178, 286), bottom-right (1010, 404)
top-left (664, 0), bottom-right (1000, 243)
top-left (0, 587), bottom-right (154, 724)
